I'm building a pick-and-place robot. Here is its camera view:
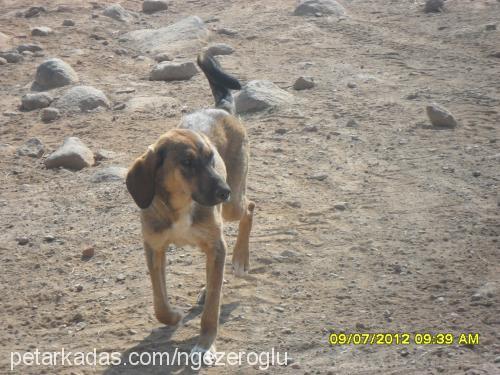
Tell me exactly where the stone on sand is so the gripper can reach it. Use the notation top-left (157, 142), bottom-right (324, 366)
top-left (55, 86), bottom-right (110, 113)
top-left (31, 26), bottom-right (53, 36)
top-left (21, 92), bottom-right (53, 111)
top-left (17, 138), bottom-right (45, 158)
top-left (34, 58), bottom-right (78, 90)
top-left (150, 61), bottom-right (198, 81)
top-left (204, 43), bottom-right (235, 56)
top-left (40, 107), bottom-right (60, 122)
top-left (426, 103), bottom-right (458, 128)
top-left (45, 137), bottom-right (94, 170)
top-left (293, 76), bottom-right (315, 90)
top-left (103, 4), bottom-right (134, 23)
top-left (294, 0), bottom-right (346, 17)
top-left (121, 16), bottom-right (210, 56)
top-left (0, 51), bottom-right (23, 63)
top-left (17, 44), bottom-right (43, 53)
top-left (235, 80), bottom-right (294, 113)
top-left (142, 0), bottom-right (168, 13)
top-left (424, 0), bottom-right (444, 13)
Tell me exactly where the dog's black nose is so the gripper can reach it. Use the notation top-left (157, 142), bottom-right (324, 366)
top-left (216, 186), bottom-right (231, 202)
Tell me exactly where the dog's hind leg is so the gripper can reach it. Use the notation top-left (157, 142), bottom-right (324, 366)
top-left (144, 242), bottom-right (183, 326)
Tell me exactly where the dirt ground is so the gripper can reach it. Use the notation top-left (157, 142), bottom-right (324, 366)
top-left (1, 0), bottom-right (499, 374)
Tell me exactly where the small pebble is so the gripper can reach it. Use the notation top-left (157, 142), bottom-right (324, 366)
top-left (16, 237), bottom-right (29, 245)
top-left (82, 246), bottom-right (95, 258)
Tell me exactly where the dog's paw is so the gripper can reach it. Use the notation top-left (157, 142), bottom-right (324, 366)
top-left (232, 260), bottom-right (249, 278)
top-left (190, 344), bottom-right (217, 366)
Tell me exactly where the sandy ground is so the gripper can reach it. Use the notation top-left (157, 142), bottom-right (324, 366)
top-left (0, 0), bottom-right (499, 374)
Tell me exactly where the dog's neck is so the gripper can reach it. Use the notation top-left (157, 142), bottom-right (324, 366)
top-left (151, 189), bottom-right (193, 224)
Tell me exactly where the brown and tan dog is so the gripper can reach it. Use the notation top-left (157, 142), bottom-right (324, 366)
top-left (126, 51), bottom-right (254, 356)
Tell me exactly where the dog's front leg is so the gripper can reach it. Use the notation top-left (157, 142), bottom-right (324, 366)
top-left (193, 238), bottom-right (226, 354)
top-left (144, 242), bottom-right (183, 326)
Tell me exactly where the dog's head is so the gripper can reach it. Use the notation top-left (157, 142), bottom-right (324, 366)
top-left (126, 129), bottom-right (230, 209)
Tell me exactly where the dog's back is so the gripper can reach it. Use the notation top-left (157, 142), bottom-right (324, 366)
top-left (178, 52), bottom-right (249, 219)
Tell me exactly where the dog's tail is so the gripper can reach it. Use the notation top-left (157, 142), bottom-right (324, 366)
top-left (197, 50), bottom-right (241, 114)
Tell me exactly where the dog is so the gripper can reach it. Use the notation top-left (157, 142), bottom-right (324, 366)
top-left (125, 51), bottom-right (255, 356)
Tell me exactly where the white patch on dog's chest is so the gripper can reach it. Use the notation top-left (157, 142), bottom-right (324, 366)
top-left (168, 209), bottom-right (195, 246)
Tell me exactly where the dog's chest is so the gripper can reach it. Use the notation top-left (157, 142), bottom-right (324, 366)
top-left (167, 210), bottom-right (196, 246)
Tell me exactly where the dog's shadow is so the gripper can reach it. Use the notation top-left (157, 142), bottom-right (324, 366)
top-left (103, 302), bottom-right (239, 374)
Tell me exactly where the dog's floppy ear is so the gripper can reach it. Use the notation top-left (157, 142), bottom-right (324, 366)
top-left (126, 147), bottom-right (160, 209)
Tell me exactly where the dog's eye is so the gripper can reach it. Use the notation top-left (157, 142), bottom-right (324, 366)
top-left (181, 158), bottom-right (193, 168)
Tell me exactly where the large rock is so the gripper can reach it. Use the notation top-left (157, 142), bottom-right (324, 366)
top-left (34, 58), bottom-right (78, 90)
top-left (150, 61), bottom-right (198, 81)
top-left (0, 51), bottom-right (23, 63)
top-left (235, 80), bottom-right (294, 113)
top-left (17, 138), bottom-right (45, 158)
top-left (121, 16), bottom-right (210, 56)
top-left (126, 96), bottom-right (178, 113)
top-left (91, 166), bottom-right (127, 182)
top-left (294, 0), bottom-right (346, 16)
top-left (142, 0), bottom-right (168, 13)
top-left (21, 92), bottom-right (53, 111)
top-left (45, 137), bottom-right (94, 170)
top-left (426, 103), bottom-right (458, 128)
top-left (103, 4), bottom-right (134, 23)
top-left (55, 86), bottom-right (110, 113)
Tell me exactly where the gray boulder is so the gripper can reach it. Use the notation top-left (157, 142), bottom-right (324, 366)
top-left (34, 58), bottom-right (78, 90)
top-left (55, 86), bottom-right (110, 113)
top-left (426, 103), bottom-right (458, 128)
top-left (103, 4), bottom-right (134, 23)
top-left (17, 138), bottom-right (45, 158)
top-left (17, 44), bottom-right (43, 53)
top-left (294, 0), bottom-right (346, 16)
top-left (31, 26), bottom-right (53, 36)
top-left (293, 76), bottom-right (315, 90)
top-left (204, 43), bottom-right (234, 56)
top-left (121, 16), bottom-right (210, 56)
top-left (0, 51), bottom-right (23, 63)
top-left (21, 92), bottom-right (53, 111)
top-left (424, 0), bottom-right (444, 13)
top-left (40, 107), bottom-right (60, 122)
top-left (235, 80), bottom-right (294, 113)
top-left (45, 137), bottom-right (94, 170)
top-left (150, 61), bottom-right (198, 81)
top-left (142, 0), bottom-right (168, 13)
top-left (91, 166), bottom-right (127, 182)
